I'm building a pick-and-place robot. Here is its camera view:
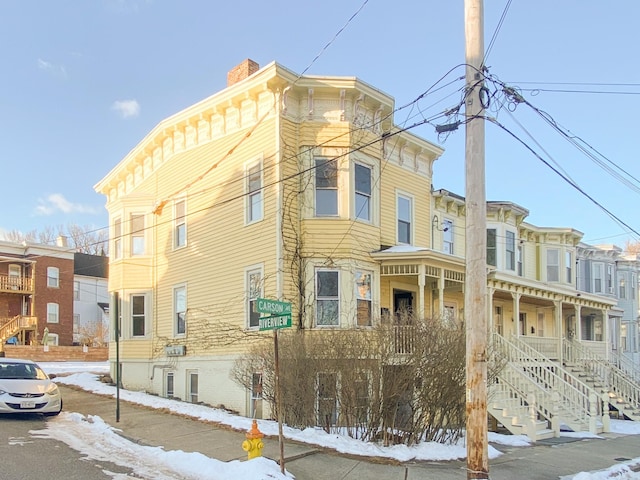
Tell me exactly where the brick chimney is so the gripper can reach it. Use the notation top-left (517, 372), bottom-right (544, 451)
top-left (227, 59), bottom-right (260, 87)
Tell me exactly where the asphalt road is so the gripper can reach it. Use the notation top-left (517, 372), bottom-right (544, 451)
top-left (0, 413), bottom-right (134, 480)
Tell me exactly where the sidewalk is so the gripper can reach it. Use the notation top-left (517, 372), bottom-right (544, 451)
top-left (59, 385), bottom-right (640, 479)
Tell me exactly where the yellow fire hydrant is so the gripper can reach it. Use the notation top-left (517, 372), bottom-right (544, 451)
top-left (242, 419), bottom-right (264, 460)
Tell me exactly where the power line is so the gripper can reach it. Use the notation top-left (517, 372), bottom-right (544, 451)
top-left (484, 115), bottom-right (640, 240)
top-left (483, 0), bottom-right (512, 66)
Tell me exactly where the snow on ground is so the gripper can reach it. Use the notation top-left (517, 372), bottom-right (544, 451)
top-left (34, 361), bottom-right (640, 479)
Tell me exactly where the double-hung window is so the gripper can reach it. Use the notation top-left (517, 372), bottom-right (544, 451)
top-left (594, 263), bottom-right (603, 293)
top-left (247, 162), bottom-right (263, 223)
top-left (505, 231), bottom-right (516, 271)
top-left (174, 199), bottom-right (186, 248)
top-left (315, 158), bottom-right (338, 216)
top-left (113, 217), bottom-right (122, 259)
top-left (355, 271), bottom-right (372, 327)
top-left (547, 249), bottom-right (559, 282)
top-left (47, 303), bottom-right (59, 323)
top-left (174, 285), bottom-right (187, 336)
top-left (131, 294), bottom-right (146, 337)
top-left (397, 195), bottom-right (412, 244)
top-left (566, 251), bottom-right (573, 284)
top-left (316, 270), bottom-right (339, 326)
top-left (443, 220), bottom-right (454, 254)
top-left (517, 244), bottom-right (524, 276)
top-left (486, 229), bottom-right (497, 267)
top-left (47, 267), bottom-right (59, 288)
top-left (620, 276), bottom-right (627, 299)
top-left (354, 164), bottom-right (371, 221)
top-left (130, 214), bottom-right (145, 256)
top-left (607, 264), bottom-right (613, 294)
top-left (247, 268), bottom-right (262, 329)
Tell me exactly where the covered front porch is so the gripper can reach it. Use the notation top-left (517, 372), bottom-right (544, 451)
top-left (488, 270), bottom-right (618, 363)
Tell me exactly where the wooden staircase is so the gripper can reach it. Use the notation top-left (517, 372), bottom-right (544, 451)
top-left (490, 333), bottom-right (608, 442)
top-left (0, 315), bottom-right (37, 345)
top-left (564, 339), bottom-right (640, 422)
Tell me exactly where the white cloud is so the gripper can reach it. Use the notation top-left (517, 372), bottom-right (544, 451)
top-left (37, 58), bottom-right (67, 78)
top-left (111, 99), bottom-right (140, 118)
top-left (34, 193), bottom-right (99, 216)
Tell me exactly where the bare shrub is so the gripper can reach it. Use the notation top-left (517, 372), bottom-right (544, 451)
top-left (232, 315), bottom-right (470, 446)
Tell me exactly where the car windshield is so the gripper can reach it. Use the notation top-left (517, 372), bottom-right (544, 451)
top-left (0, 362), bottom-right (48, 380)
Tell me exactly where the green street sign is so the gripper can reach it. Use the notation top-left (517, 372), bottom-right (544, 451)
top-left (259, 314), bottom-right (292, 331)
top-left (256, 298), bottom-right (291, 315)
top-left (256, 298), bottom-right (292, 331)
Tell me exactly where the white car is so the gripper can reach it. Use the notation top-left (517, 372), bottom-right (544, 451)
top-left (0, 358), bottom-right (62, 416)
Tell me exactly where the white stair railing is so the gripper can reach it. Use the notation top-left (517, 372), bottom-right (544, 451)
top-left (564, 339), bottom-right (640, 415)
top-left (494, 333), bottom-right (602, 433)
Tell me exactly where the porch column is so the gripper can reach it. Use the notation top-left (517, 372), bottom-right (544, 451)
top-left (438, 268), bottom-right (445, 318)
top-left (575, 304), bottom-right (582, 340)
top-left (487, 287), bottom-right (494, 335)
top-left (602, 308), bottom-right (609, 361)
top-left (555, 299), bottom-right (563, 364)
top-left (512, 292), bottom-right (521, 336)
top-left (418, 265), bottom-right (426, 320)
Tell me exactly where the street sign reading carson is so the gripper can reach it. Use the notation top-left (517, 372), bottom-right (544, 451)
top-left (256, 298), bottom-right (292, 331)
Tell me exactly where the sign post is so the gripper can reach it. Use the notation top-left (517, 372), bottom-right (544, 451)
top-left (256, 298), bottom-right (292, 474)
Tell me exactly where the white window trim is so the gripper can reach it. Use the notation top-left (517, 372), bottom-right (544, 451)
top-left (315, 268), bottom-right (340, 327)
top-left (442, 219), bottom-right (454, 254)
top-left (354, 161), bottom-right (372, 223)
top-left (174, 198), bottom-right (187, 249)
top-left (355, 269), bottom-right (373, 327)
top-left (396, 191), bottom-right (413, 245)
top-left (245, 157), bottom-right (264, 225)
top-left (113, 217), bottom-right (123, 260)
top-left (314, 157), bottom-right (339, 217)
top-left (245, 264), bottom-right (264, 330)
top-left (47, 267), bottom-right (60, 288)
top-left (47, 302), bottom-right (59, 324)
top-left (173, 284), bottom-right (187, 338)
top-left (505, 231), bottom-right (516, 271)
top-left (546, 248), bottom-right (560, 282)
top-left (130, 292), bottom-right (150, 338)
top-left (130, 213), bottom-right (146, 257)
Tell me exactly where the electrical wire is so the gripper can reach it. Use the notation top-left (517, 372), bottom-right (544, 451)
top-left (483, 0), bottom-right (513, 67)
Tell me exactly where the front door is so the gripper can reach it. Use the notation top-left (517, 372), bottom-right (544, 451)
top-left (393, 290), bottom-right (413, 324)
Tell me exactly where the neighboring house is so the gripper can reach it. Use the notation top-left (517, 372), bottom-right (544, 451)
top-left (94, 59), bottom-right (639, 441)
top-left (0, 238), bottom-right (74, 347)
top-left (578, 244), bottom-right (640, 367)
top-left (73, 253), bottom-right (109, 346)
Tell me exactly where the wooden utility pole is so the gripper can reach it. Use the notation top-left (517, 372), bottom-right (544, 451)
top-left (464, 0), bottom-right (489, 478)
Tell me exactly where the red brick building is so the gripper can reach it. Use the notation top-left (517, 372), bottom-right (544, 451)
top-left (0, 238), bottom-right (74, 346)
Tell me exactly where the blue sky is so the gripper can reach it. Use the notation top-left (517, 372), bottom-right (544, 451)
top-left (1, 1), bottom-right (638, 248)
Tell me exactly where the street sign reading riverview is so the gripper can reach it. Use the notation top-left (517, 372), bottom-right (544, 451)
top-left (256, 298), bottom-right (292, 331)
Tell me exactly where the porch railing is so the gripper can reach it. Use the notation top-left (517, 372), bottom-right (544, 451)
top-left (517, 336), bottom-right (560, 360)
top-left (393, 325), bottom-right (414, 354)
top-left (0, 274), bottom-right (33, 293)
